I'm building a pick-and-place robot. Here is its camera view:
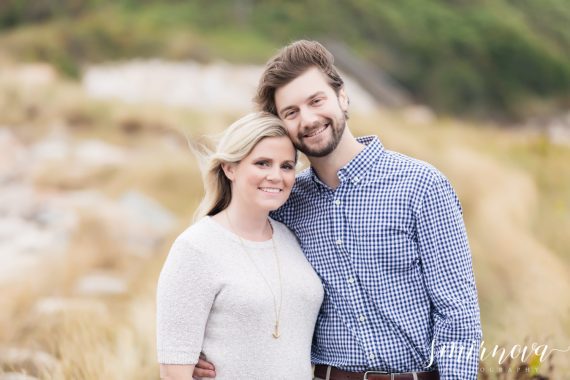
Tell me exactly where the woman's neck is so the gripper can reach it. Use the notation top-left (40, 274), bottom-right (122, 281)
top-left (212, 203), bottom-right (272, 241)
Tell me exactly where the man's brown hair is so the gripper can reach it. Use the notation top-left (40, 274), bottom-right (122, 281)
top-left (254, 40), bottom-right (344, 116)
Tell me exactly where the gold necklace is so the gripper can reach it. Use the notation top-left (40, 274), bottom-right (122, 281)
top-left (225, 211), bottom-right (283, 339)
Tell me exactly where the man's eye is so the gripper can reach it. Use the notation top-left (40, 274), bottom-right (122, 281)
top-left (312, 98), bottom-right (323, 105)
top-left (284, 110), bottom-right (296, 119)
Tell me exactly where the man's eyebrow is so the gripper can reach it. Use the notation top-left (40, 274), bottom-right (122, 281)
top-left (308, 91), bottom-right (326, 99)
top-left (278, 105), bottom-right (295, 117)
top-left (278, 91), bottom-right (326, 116)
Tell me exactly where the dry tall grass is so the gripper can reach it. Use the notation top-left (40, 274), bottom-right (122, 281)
top-left (1, 71), bottom-right (569, 379)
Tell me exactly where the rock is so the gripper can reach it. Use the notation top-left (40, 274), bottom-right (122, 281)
top-left (0, 185), bottom-right (77, 284)
top-left (31, 134), bottom-right (127, 170)
top-left (0, 184), bottom-right (74, 283)
top-left (74, 139), bottom-right (127, 168)
top-left (0, 128), bottom-right (28, 183)
top-left (0, 217), bottom-right (67, 255)
top-left (0, 373), bottom-right (40, 380)
top-left (0, 63), bottom-right (57, 88)
top-left (0, 216), bottom-right (70, 284)
top-left (66, 190), bottom-right (176, 256)
top-left (0, 184), bottom-right (36, 218)
top-left (119, 190), bottom-right (176, 234)
top-left (0, 185), bottom-right (77, 253)
top-left (73, 272), bottom-right (128, 296)
top-left (33, 297), bottom-right (108, 317)
top-left (82, 59), bottom-right (377, 113)
top-left (29, 131), bottom-right (71, 163)
top-left (112, 190), bottom-right (177, 255)
top-left (546, 118), bottom-right (570, 146)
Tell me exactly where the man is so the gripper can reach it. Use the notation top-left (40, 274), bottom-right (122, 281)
top-left (195, 40), bottom-right (481, 380)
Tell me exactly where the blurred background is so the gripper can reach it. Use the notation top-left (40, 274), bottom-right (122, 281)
top-left (0, 0), bottom-right (569, 379)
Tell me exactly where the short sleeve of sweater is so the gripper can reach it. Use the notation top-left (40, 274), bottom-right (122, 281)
top-left (156, 234), bottom-right (217, 364)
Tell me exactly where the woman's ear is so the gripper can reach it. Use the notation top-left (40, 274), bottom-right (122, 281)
top-left (221, 162), bottom-right (236, 181)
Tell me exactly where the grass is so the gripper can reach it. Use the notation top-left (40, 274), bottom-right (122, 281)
top-left (1, 67), bottom-right (569, 378)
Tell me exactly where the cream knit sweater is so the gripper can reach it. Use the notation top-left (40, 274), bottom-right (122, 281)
top-left (157, 216), bottom-right (324, 379)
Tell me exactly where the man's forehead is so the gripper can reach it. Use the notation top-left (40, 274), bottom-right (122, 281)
top-left (274, 68), bottom-right (331, 107)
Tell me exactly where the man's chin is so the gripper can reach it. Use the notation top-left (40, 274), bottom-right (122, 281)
top-left (301, 144), bottom-right (336, 158)
top-left (296, 137), bottom-right (337, 157)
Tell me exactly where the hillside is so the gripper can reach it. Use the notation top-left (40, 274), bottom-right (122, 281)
top-left (1, 0), bottom-right (569, 119)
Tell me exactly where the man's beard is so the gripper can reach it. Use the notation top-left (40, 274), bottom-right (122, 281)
top-left (295, 114), bottom-right (346, 158)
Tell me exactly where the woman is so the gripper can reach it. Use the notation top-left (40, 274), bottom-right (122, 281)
top-left (156, 112), bottom-right (324, 379)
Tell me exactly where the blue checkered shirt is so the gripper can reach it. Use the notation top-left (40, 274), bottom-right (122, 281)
top-left (271, 136), bottom-right (481, 380)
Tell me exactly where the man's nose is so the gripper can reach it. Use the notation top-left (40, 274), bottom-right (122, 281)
top-left (299, 108), bottom-right (320, 129)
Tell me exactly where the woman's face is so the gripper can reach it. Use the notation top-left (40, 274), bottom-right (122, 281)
top-left (224, 136), bottom-right (296, 214)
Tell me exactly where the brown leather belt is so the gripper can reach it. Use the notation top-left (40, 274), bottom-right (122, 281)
top-left (314, 365), bottom-right (440, 380)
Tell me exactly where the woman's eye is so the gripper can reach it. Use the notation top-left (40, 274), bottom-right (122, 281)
top-left (256, 161), bottom-right (270, 167)
top-left (282, 164), bottom-right (294, 170)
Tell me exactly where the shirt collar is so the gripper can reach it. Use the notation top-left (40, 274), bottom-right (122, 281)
top-left (309, 135), bottom-right (384, 189)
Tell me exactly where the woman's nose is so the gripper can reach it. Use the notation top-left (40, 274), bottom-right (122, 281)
top-left (265, 167), bottom-right (282, 182)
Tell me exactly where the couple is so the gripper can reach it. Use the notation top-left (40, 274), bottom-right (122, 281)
top-left (156, 40), bottom-right (482, 380)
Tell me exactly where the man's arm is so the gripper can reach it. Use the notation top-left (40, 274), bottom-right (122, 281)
top-left (416, 177), bottom-right (482, 380)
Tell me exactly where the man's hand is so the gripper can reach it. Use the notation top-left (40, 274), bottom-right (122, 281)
top-left (193, 354), bottom-right (216, 379)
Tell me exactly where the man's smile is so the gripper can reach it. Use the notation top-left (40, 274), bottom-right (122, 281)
top-left (303, 122), bottom-right (329, 138)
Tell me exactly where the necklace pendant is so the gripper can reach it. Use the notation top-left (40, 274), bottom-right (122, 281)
top-left (272, 323), bottom-right (280, 339)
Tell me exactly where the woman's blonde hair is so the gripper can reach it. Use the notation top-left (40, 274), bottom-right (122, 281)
top-left (192, 112), bottom-right (294, 221)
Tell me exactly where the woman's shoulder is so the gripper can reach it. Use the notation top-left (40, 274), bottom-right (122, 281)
top-left (269, 218), bottom-right (290, 234)
top-left (270, 218), bottom-right (300, 245)
top-left (170, 217), bottom-right (223, 254)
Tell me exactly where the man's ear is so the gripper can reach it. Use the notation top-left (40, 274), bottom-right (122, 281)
top-left (221, 162), bottom-right (236, 181)
top-left (338, 88), bottom-right (349, 112)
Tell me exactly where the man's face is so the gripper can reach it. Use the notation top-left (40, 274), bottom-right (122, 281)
top-left (274, 67), bottom-right (348, 158)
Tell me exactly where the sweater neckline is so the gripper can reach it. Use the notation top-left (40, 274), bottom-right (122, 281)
top-left (204, 216), bottom-right (277, 250)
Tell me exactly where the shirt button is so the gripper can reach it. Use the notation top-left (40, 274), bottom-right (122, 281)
top-left (334, 199), bottom-right (341, 205)
top-left (353, 176), bottom-right (360, 183)
top-left (359, 315), bottom-right (366, 322)
top-left (347, 277), bottom-right (355, 284)
top-left (335, 239), bottom-right (343, 245)
top-left (369, 353), bottom-right (375, 360)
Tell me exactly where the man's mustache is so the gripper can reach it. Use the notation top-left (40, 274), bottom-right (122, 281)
top-left (299, 119), bottom-right (330, 138)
